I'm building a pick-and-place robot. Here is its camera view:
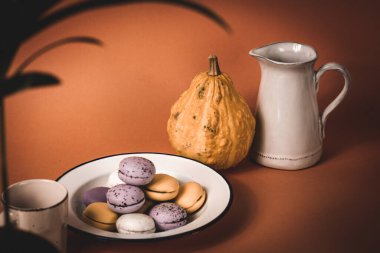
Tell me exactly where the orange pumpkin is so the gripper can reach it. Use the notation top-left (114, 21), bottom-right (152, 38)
top-left (167, 55), bottom-right (255, 169)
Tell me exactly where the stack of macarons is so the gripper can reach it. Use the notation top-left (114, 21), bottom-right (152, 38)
top-left (81, 156), bottom-right (207, 234)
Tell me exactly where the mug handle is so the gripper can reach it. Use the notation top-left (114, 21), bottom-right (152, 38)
top-left (315, 62), bottom-right (351, 139)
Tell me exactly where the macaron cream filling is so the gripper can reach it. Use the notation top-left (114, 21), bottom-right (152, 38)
top-left (144, 188), bottom-right (177, 194)
top-left (109, 197), bottom-right (145, 208)
top-left (184, 191), bottom-right (205, 210)
top-left (118, 170), bottom-right (150, 180)
top-left (84, 215), bottom-right (115, 226)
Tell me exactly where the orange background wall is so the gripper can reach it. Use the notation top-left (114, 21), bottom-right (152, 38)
top-left (6, 0), bottom-right (379, 183)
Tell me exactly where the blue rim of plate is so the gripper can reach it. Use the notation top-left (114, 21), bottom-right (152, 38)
top-left (56, 152), bottom-right (233, 241)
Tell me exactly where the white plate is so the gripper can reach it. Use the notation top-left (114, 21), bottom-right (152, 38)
top-left (57, 152), bottom-right (232, 240)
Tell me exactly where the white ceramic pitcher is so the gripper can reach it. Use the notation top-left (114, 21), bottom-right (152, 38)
top-left (249, 42), bottom-right (351, 170)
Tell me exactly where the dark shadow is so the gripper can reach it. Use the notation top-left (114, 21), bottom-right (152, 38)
top-left (172, 177), bottom-right (256, 251)
top-left (318, 62), bottom-right (380, 162)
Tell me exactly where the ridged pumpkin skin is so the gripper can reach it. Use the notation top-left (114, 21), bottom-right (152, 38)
top-left (167, 56), bottom-right (255, 170)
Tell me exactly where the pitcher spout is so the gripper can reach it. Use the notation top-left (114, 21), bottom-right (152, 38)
top-left (249, 42), bottom-right (318, 65)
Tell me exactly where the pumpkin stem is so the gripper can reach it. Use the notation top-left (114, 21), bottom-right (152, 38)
top-left (208, 55), bottom-right (221, 76)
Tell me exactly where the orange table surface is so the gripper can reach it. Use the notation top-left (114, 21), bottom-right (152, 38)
top-left (4, 0), bottom-right (380, 252)
top-left (65, 138), bottom-right (380, 253)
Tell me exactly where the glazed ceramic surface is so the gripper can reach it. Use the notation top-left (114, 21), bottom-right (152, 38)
top-left (57, 152), bottom-right (232, 240)
top-left (2, 179), bottom-right (68, 252)
top-left (249, 42), bottom-right (351, 170)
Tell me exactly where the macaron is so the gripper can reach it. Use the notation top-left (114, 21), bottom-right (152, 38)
top-left (106, 184), bottom-right (145, 214)
top-left (82, 187), bottom-right (109, 206)
top-left (118, 157), bottom-right (156, 186)
top-left (106, 170), bottom-right (125, 188)
top-left (82, 202), bottom-right (118, 231)
top-left (116, 213), bottom-right (156, 234)
top-left (149, 203), bottom-right (187, 231)
top-left (144, 174), bottom-right (179, 201)
top-left (175, 182), bottom-right (206, 214)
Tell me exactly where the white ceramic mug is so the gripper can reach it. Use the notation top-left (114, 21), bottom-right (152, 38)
top-left (2, 179), bottom-right (68, 252)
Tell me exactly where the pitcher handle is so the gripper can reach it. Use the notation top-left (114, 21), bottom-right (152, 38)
top-left (315, 62), bottom-right (351, 139)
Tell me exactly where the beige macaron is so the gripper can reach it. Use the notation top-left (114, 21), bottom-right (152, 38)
top-left (175, 182), bottom-right (206, 214)
top-left (82, 202), bottom-right (119, 231)
top-left (144, 174), bottom-right (179, 201)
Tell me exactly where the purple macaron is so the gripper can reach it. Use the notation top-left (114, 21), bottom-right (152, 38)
top-left (149, 203), bottom-right (187, 231)
top-left (118, 157), bottom-right (156, 186)
top-left (106, 184), bottom-right (145, 214)
top-left (82, 187), bottom-right (109, 206)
